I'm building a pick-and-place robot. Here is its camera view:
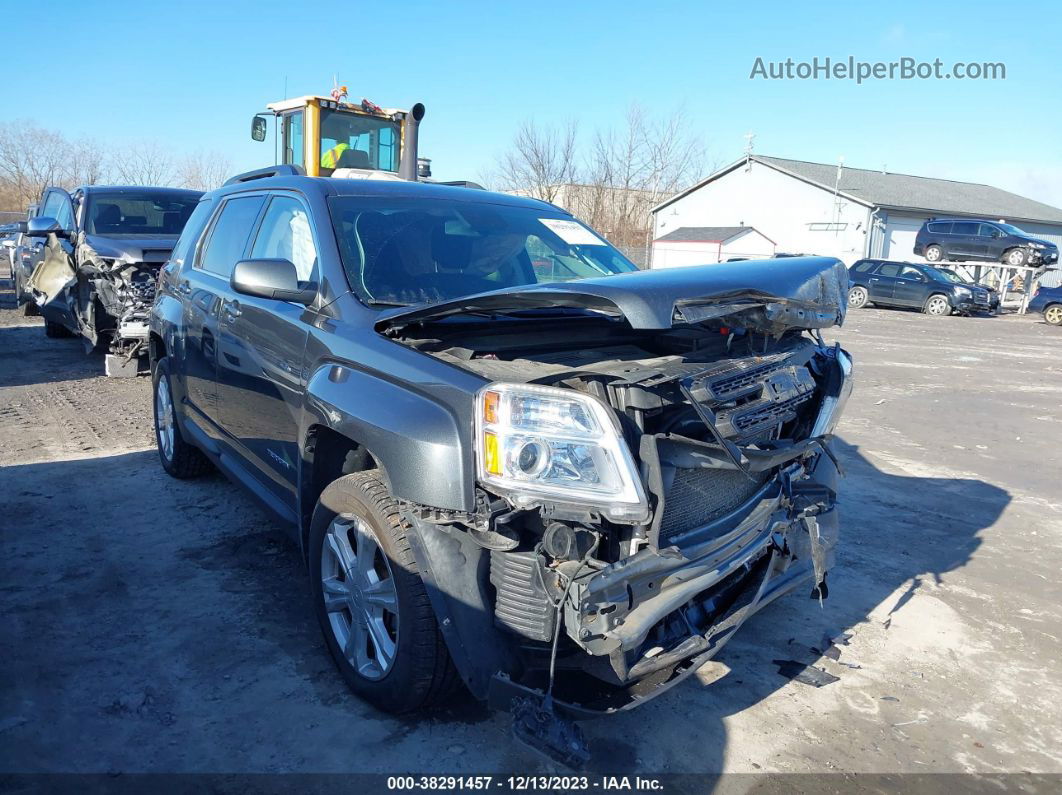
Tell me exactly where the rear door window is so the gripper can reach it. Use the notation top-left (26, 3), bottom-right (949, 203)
top-left (197, 195), bottom-right (266, 278)
top-left (952, 222), bottom-right (978, 236)
top-left (877, 263), bottom-right (901, 278)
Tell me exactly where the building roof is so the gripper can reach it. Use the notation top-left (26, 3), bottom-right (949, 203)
top-left (654, 225), bottom-right (754, 243)
top-left (654, 155), bottom-right (1062, 225)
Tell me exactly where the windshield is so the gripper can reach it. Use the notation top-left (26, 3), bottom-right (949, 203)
top-left (86, 192), bottom-right (201, 237)
top-left (328, 196), bottom-right (639, 306)
top-left (319, 109), bottom-right (401, 174)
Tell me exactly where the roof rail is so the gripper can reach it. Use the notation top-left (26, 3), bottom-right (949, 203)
top-left (223, 164), bottom-right (306, 186)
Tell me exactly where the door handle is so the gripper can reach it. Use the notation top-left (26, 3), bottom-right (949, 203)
top-left (222, 300), bottom-right (242, 320)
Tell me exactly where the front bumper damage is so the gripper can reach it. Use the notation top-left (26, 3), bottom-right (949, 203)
top-left (408, 345), bottom-right (852, 725)
top-left (486, 449), bottom-right (839, 719)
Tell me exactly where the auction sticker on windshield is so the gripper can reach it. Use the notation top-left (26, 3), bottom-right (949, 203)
top-left (539, 218), bottom-right (607, 246)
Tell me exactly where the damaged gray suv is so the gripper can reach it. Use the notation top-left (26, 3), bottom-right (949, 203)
top-left (25, 185), bottom-right (203, 374)
top-left (149, 168), bottom-right (853, 763)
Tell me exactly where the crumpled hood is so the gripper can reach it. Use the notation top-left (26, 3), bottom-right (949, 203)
top-left (377, 256), bottom-right (849, 334)
top-left (82, 234), bottom-right (177, 263)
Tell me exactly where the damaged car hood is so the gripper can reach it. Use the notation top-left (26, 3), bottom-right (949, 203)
top-left (82, 234), bottom-right (177, 264)
top-left (377, 256), bottom-right (849, 334)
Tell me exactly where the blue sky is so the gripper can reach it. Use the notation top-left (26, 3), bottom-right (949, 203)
top-left (4, 0), bottom-right (1060, 205)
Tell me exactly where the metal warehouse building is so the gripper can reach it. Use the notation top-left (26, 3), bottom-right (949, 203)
top-left (651, 155), bottom-right (1062, 286)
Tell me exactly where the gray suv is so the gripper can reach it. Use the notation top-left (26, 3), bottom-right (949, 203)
top-left (149, 168), bottom-right (853, 761)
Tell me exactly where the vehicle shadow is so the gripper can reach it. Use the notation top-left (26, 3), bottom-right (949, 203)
top-left (0, 436), bottom-right (1009, 775)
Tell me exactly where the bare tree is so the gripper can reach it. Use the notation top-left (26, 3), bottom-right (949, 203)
top-left (492, 105), bottom-right (709, 263)
top-left (0, 120), bottom-right (69, 211)
top-left (111, 141), bottom-right (177, 186)
top-left (178, 150), bottom-right (233, 191)
top-left (495, 119), bottom-right (579, 203)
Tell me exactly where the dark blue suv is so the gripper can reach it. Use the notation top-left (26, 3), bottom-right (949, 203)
top-left (847, 259), bottom-right (996, 316)
top-left (913, 218), bottom-right (1058, 268)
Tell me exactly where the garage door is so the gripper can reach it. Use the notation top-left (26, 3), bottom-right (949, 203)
top-left (882, 216), bottom-right (925, 260)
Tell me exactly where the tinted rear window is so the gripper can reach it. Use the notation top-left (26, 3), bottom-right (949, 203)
top-left (877, 264), bottom-right (901, 277)
top-left (952, 222), bottom-right (978, 235)
top-left (926, 222), bottom-right (951, 234)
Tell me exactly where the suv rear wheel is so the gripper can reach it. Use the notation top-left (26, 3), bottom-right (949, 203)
top-left (1005, 248), bottom-right (1027, 267)
top-left (924, 293), bottom-right (951, 317)
top-left (848, 285), bottom-right (869, 309)
top-left (924, 244), bottom-right (944, 263)
top-left (308, 471), bottom-right (460, 713)
top-left (152, 357), bottom-right (212, 478)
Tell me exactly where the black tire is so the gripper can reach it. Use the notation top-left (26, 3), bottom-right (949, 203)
top-left (44, 318), bottom-right (72, 337)
top-left (152, 357), bottom-right (212, 478)
top-left (308, 471), bottom-right (461, 714)
top-left (923, 293), bottom-right (951, 317)
top-left (847, 285), bottom-right (869, 309)
top-left (924, 244), bottom-right (944, 263)
top-left (1004, 247), bottom-right (1028, 267)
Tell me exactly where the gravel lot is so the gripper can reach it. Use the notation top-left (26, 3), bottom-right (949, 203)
top-left (2, 263), bottom-right (1060, 780)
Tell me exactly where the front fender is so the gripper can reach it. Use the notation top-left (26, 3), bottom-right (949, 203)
top-left (303, 363), bottom-right (476, 512)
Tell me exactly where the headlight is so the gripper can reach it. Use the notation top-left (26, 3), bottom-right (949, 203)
top-left (476, 383), bottom-right (648, 522)
top-left (954, 286), bottom-right (972, 297)
top-left (1029, 242), bottom-right (1045, 249)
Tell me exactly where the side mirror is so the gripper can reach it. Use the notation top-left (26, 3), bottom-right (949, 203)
top-left (231, 258), bottom-right (316, 304)
top-left (251, 115), bottom-right (268, 142)
top-left (25, 217), bottom-right (63, 238)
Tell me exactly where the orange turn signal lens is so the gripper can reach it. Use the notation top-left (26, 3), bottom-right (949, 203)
top-left (483, 390), bottom-right (500, 424)
top-left (484, 432), bottom-right (501, 475)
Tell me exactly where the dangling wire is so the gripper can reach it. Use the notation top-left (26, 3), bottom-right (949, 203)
top-left (533, 535), bottom-right (601, 705)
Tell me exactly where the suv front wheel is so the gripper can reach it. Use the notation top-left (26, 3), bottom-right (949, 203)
top-left (924, 293), bottom-right (951, 317)
top-left (308, 471), bottom-right (460, 713)
top-left (1004, 248), bottom-right (1028, 267)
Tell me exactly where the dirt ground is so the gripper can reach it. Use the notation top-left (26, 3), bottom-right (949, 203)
top-left (2, 262), bottom-right (1061, 781)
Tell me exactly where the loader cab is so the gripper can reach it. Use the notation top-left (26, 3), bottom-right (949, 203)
top-left (252, 96), bottom-right (423, 179)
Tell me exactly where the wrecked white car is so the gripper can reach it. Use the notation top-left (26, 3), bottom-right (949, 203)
top-left (25, 186), bottom-right (202, 375)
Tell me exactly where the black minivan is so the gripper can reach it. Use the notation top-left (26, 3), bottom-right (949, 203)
top-left (913, 218), bottom-right (1058, 268)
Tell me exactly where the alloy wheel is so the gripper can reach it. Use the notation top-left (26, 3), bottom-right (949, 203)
top-left (848, 287), bottom-right (868, 308)
top-left (320, 515), bottom-right (400, 681)
top-left (926, 246), bottom-right (942, 262)
top-left (1007, 249), bottom-right (1025, 266)
top-left (926, 296), bottom-right (949, 316)
top-left (1045, 305), bottom-right (1062, 326)
top-left (155, 375), bottom-right (175, 462)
